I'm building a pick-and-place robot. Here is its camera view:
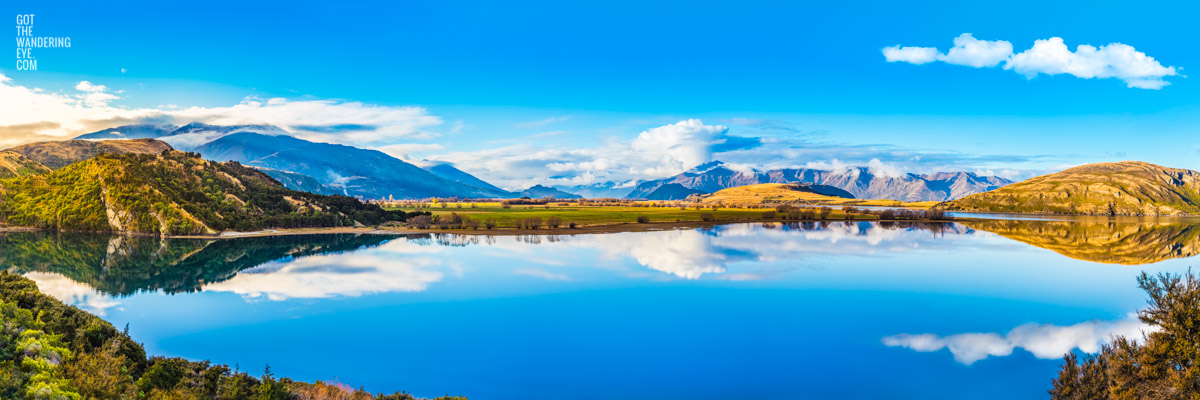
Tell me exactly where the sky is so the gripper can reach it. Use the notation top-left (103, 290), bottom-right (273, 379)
top-left (2, 0), bottom-right (1198, 189)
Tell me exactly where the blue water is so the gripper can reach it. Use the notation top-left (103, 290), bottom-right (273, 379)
top-left (8, 221), bottom-right (1196, 399)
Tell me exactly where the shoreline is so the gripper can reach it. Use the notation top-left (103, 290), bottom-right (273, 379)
top-left (3, 217), bottom-right (976, 239)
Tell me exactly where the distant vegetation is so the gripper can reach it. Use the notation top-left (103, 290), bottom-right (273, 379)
top-left (386, 200), bottom-right (951, 231)
top-left (0, 271), bottom-right (464, 400)
top-left (944, 161), bottom-right (1200, 216)
top-left (0, 151), bottom-right (417, 235)
top-left (1050, 271), bottom-right (1200, 399)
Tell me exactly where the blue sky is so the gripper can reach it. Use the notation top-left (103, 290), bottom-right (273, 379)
top-left (2, 0), bottom-right (1197, 188)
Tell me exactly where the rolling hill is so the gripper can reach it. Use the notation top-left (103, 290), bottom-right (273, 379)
top-left (5, 138), bottom-right (172, 169)
top-left (0, 151), bottom-right (50, 179)
top-left (697, 183), bottom-right (862, 205)
top-left (519, 184), bottom-right (582, 199)
top-left (942, 161), bottom-right (1200, 216)
top-left (0, 150), bottom-right (406, 235)
top-left (624, 161), bottom-right (1011, 201)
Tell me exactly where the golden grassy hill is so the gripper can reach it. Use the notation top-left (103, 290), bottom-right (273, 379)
top-left (696, 183), bottom-right (937, 207)
top-left (0, 151), bottom-right (51, 179)
top-left (943, 161), bottom-right (1200, 216)
top-left (5, 138), bottom-right (172, 169)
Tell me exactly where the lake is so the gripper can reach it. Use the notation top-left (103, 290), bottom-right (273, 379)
top-left (4, 219), bottom-right (1199, 399)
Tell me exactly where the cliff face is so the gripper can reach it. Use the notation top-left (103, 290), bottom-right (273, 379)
top-left (945, 161), bottom-right (1200, 216)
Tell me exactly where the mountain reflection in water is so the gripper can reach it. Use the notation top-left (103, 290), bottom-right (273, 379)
top-left (4, 219), bottom-right (1199, 299)
top-left (3, 220), bottom-right (1200, 399)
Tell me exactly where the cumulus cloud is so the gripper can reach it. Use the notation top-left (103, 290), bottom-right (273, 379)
top-left (0, 73), bottom-right (445, 149)
top-left (630, 119), bottom-right (733, 177)
top-left (939, 33), bottom-right (1013, 67)
top-left (883, 316), bottom-right (1151, 365)
top-left (884, 34), bottom-right (1180, 89)
top-left (436, 119), bottom-right (759, 190)
top-left (1005, 37), bottom-right (1179, 89)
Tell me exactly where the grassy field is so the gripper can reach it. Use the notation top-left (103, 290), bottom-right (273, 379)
top-left (385, 202), bottom-right (877, 228)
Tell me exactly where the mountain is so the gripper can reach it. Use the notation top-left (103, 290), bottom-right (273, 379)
top-left (519, 184), bottom-right (582, 199)
top-left (943, 161), bottom-right (1200, 216)
top-left (256, 168), bottom-right (342, 196)
top-left (0, 150), bottom-right (405, 235)
top-left (76, 122), bottom-right (289, 151)
top-left (644, 183), bottom-right (705, 200)
top-left (194, 132), bottom-right (510, 199)
top-left (73, 123), bottom-right (178, 140)
top-left (625, 161), bottom-right (1011, 201)
top-left (0, 151), bottom-right (50, 179)
top-left (553, 181), bottom-right (636, 199)
top-left (4, 138), bottom-right (172, 169)
top-left (423, 163), bottom-right (511, 194)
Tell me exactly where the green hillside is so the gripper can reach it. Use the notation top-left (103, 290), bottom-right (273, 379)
top-left (0, 150), bottom-right (409, 235)
top-left (943, 161), bottom-right (1200, 216)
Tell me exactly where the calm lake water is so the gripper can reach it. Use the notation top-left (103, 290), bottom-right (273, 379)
top-left (4, 219), bottom-right (1200, 399)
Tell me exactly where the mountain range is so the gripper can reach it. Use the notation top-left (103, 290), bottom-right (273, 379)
top-left (622, 161), bottom-right (1012, 201)
top-left (68, 123), bottom-right (1013, 202)
top-left (75, 123), bottom-right (514, 199)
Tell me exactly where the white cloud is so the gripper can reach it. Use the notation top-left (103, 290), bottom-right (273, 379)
top-left (882, 45), bottom-right (940, 64)
top-left (516, 115), bottom-right (572, 129)
top-left (25, 272), bottom-right (122, 316)
top-left (939, 33), bottom-right (1012, 68)
top-left (202, 244), bottom-right (447, 300)
top-left (0, 73), bottom-right (445, 149)
top-left (1005, 37), bottom-right (1179, 89)
top-left (374, 143), bottom-right (446, 160)
top-left (866, 158), bottom-right (906, 178)
top-left (883, 316), bottom-right (1151, 365)
top-left (884, 34), bottom-right (1180, 89)
top-left (436, 119), bottom-right (740, 190)
top-left (630, 119), bottom-right (730, 177)
top-left (74, 81), bottom-right (108, 92)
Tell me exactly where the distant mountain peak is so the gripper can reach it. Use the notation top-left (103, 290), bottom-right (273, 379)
top-left (687, 160), bottom-right (726, 174)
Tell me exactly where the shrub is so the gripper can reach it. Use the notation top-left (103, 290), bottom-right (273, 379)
top-left (636, 215), bottom-right (650, 223)
top-left (700, 212), bottom-right (714, 221)
top-left (568, 221), bottom-right (578, 228)
top-left (761, 211), bottom-right (776, 219)
top-left (546, 217), bottom-right (562, 228)
top-left (484, 218), bottom-right (496, 229)
top-left (408, 215), bottom-right (432, 229)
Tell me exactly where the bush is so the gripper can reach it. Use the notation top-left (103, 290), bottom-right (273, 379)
top-left (484, 218), bottom-right (496, 229)
top-left (636, 215), bottom-right (650, 223)
top-left (700, 212), bottom-right (714, 221)
top-left (568, 221), bottom-right (578, 228)
top-left (408, 215), bottom-right (432, 229)
top-left (546, 217), bottom-right (562, 228)
top-left (761, 211), bottom-right (776, 219)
